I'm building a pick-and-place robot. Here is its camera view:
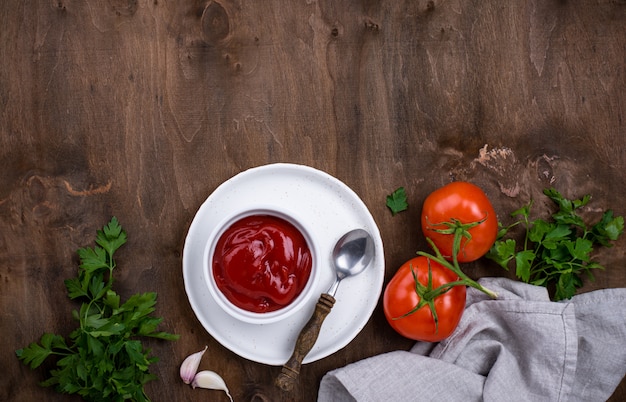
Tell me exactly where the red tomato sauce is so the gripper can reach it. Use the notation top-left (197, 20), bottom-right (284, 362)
top-left (212, 215), bottom-right (313, 313)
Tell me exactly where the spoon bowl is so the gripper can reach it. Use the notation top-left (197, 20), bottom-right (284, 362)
top-left (327, 229), bottom-right (375, 296)
top-left (275, 228), bottom-right (375, 391)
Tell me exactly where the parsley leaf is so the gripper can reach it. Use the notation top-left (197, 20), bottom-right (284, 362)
top-left (16, 217), bottom-right (179, 401)
top-left (486, 188), bottom-right (624, 300)
top-left (95, 216), bottom-right (127, 260)
top-left (386, 187), bottom-right (408, 215)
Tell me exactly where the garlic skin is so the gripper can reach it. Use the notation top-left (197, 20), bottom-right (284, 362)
top-left (179, 346), bottom-right (207, 384)
top-left (192, 370), bottom-right (233, 401)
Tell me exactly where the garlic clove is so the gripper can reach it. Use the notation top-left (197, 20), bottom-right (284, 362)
top-left (191, 370), bottom-right (233, 401)
top-left (179, 346), bottom-right (207, 384)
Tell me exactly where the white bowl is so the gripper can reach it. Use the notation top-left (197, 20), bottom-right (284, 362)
top-left (203, 207), bottom-right (320, 324)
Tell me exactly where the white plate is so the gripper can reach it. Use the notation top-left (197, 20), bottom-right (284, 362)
top-left (182, 163), bottom-right (385, 365)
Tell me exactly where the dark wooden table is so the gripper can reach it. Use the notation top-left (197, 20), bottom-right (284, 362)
top-left (2, 1), bottom-right (625, 401)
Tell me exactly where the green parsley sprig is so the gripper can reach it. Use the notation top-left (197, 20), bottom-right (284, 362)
top-left (486, 188), bottom-right (624, 301)
top-left (386, 187), bottom-right (408, 216)
top-left (16, 217), bottom-right (179, 402)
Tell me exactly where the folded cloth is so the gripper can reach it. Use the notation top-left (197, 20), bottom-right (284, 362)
top-left (318, 277), bottom-right (626, 402)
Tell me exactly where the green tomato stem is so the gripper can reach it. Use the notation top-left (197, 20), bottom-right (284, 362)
top-left (393, 262), bottom-right (442, 333)
top-left (418, 237), bottom-right (498, 299)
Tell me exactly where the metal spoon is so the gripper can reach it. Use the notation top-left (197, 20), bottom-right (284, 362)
top-left (275, 229), bottom-right (375, 392)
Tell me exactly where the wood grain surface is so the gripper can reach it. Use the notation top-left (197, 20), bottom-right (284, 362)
top-left (2, 1), bottom-right (625, 401)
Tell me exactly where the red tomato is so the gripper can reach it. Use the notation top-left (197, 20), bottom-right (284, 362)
top-left (421, 181), bottom-right (498, 263)
top-left (383, 257), bottom-right (466, 342)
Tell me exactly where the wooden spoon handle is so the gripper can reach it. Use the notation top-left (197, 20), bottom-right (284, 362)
top-left (275, 293), bottom-right (336, 392)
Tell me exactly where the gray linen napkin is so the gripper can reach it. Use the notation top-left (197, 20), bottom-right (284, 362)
top-left (318, 277), bottom-right (626, 402)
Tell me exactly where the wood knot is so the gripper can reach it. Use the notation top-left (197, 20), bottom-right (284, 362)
top-left (201, 1), bottom-right (231, 45)
top-left (364, 19), bottom-right (380, 32)
top-left (109, 0), bottom-right (138, 17)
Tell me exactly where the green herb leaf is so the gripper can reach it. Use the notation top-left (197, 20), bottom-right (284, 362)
top-left (16, 217), bottom-right (177, 401)
top-left (485, 238), bottom-right (516, 269)
top-left (77, 246), bottom-right (109, 272)
top-left (591, 210), bottom-right (625, 245)
top-left (96, 216), bottom-right (127, 259)
top-left (555, 272), bottom-right (581, 301)
top-left (386, 187), bottom-right (408, 215)
top-left (64, 277), bottom-right (88, 300)
top-left (514, 250), bottom-right (535, 283)
top-left (16, 341), bottom-right (52, 369)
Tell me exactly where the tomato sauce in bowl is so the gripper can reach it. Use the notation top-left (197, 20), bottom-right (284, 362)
top-left (212, 214), bottom-right (313, 314)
